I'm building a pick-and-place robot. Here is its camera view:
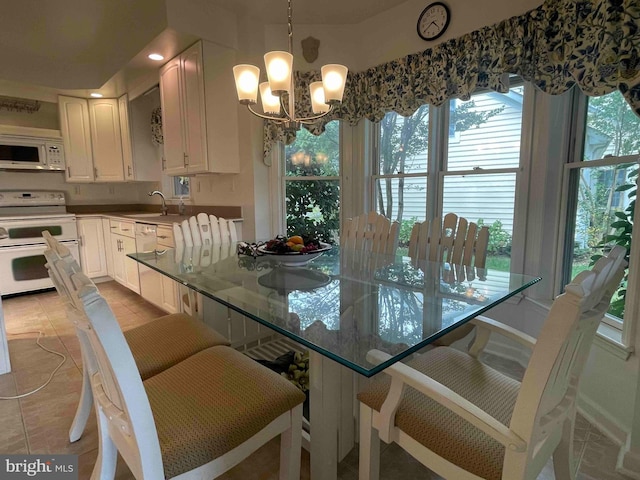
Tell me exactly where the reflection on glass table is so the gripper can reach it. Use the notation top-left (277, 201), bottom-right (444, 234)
top-left (129, 245), bottom-right (540, 377)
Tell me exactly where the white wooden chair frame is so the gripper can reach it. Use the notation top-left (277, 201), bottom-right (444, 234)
top-left (47, 252), bottom-right (302, 480)
top-left (359, 246), bottom-right (627, 480)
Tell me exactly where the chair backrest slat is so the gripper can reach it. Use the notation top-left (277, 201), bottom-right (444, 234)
top-left (409, 213), bottom-right (489, 269)
top-left (218, 217), bottom-right (231, 244)
top-left (209, 215), bottom-right (222, 244)
top-left (343, 211), bottom-right (399, 256)
top-left (181, 219), bottom-right (194, 247)
top-left (189, 216), bottom-right (202, 246)
top-left (197, 213), bottom-right (213, 245)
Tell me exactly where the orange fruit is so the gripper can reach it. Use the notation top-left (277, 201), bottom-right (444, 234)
top-left (288, 235), bottom-right (304, 245)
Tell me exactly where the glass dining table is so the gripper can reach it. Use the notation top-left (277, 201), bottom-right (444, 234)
top-left (129, 244), bottom-right (540, 480)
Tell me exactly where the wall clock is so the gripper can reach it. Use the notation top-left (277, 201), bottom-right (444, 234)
top-left (417, 2), bottom-right (451, 41)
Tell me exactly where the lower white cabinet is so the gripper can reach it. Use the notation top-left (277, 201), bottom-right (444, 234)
top-left (110, 220), bottom-right (140, 294)
top-left (78, 217), bottom-right (108, 278)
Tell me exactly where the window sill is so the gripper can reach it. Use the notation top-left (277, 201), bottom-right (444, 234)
top-left (594, 323), bottom-right (633, 360)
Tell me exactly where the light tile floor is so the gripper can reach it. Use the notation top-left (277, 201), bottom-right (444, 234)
top-left (0, 281), bottom-right (634, 479)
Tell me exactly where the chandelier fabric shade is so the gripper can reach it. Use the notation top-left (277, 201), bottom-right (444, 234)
top-left (232, 0), bottom-right (348, 132)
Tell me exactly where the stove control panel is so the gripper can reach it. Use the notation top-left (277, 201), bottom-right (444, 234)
top-left (0, 190), bottom-right (66, 207)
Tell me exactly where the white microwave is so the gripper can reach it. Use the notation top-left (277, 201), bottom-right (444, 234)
top-left (0, 134), bottom-right (65, 171)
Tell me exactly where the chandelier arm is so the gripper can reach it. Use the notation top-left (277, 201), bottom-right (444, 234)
top-left (247, 104), bottom-right (287, 122)
top-left (296, 106), bottom-right (336, 124)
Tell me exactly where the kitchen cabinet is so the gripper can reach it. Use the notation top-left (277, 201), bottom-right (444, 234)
top-left (102, 217), bottom-right (114, 278)
top-left (159, 40), bottom-right (239, 176)
top-left (88, 98), bottom-right (125, 182)
top-left (137, 223), bottom-right (179, 314)
top-left (58, 95), bottom-right (94, 182)
top-left (59, 95), bottom-right (128, 183)
top-left (77, 217), bottom-right (108, 278)
top-left (109, 219), bottom-right (139, 293)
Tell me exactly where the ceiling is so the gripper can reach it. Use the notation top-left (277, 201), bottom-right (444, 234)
top-left (0, 0), bottom-right (408, 100)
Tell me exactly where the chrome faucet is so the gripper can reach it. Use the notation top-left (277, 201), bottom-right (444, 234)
top-left (148, 190), bottom-right (168, 216)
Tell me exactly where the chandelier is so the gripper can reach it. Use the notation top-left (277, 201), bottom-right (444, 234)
top-left (232, 0), bottom-right (348, 133)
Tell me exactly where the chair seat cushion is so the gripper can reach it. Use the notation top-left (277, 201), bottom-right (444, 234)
top-left (123, 313), bottom-right (229, 380)
top-left (358, 347), bottom-right (520, 480)
top-left (144, 346), bottom-right (306, 479)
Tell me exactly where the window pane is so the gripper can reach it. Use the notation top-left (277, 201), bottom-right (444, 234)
top-left (443, 173), bottom-right (516, 270)
top-left (448, 89), bottom-right (523, 171)
top-left (584, 90), bottom-right (640, 161)
top-left (284, 121), bottom-right (340, 243)
top-left (569, 163), bottom-right (635, 320)
top-left (375, 177), bottom-right (427, 246)
top-left (285, 122), bottom-right (340, 177)
top-left (173, 176), bottom-right (190, 197)
top-left (285, 180), bottom-right (340, 242)
top-left (377, 106), bottom-right (429, 175)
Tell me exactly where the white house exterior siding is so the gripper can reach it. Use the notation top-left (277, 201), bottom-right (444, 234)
top-left (391, 91), bottom-right (524, 233)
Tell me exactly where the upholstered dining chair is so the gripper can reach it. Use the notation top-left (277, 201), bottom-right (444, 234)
top-left (409, 212), bottom-right (490, 347)
top-left (52, 259), bottom-right (305, 479)
top-left (42, 231), bottom-right (230, 443)
top-left (357, 246), bottom-right (626, 480)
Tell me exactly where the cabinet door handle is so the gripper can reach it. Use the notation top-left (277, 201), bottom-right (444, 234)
top-left (94, 167), bottom-right (98, 178)
top-left (162, 157), bottom-right (166, 170)
top-left (79, 236), bottom-right (83, 247)
top-left (184, 152), bottom-right (189, 166)
top-left (128, 165), bottom-right (132, 177)
top-left (110, 226), bottom-right (117, 229)
top-left (158, 235), bottom-right (168, 239)
top-left (122, 228), bottom-right (130, 232)
top-left (67, 166), bottom-right (71, 177)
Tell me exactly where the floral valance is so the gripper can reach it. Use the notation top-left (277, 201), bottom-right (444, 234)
top-left (263, 0), bottom-right (640, 157)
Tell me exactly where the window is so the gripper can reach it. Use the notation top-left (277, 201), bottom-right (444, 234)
top-left (374, 105), bottom-right (429, 250)
top-left (173, 176), bottom-right (190, 197)
top-left (442, 85), bottom-right (524, 272)
top-left (373, 81), bottom-right (527, 269)
top-left (564, 90), bottom-right (636, 327)
top-left (284, 121), bottom-right (341, 242)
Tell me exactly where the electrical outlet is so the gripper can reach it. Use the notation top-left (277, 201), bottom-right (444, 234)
top-left (74, 186), bottom-right (80, 195)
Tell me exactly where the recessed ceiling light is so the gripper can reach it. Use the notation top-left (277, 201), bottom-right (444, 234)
top-left (148, 53), bottom-right (164, 61)
top-left (90, 93), bottom-right (103, 98)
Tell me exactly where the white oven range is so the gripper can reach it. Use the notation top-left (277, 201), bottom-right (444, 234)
top-left (0, 190), bottom-right (79, 296)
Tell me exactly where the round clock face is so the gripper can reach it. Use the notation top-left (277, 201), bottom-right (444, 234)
top-left (417, 2), bottom-right (450, 41)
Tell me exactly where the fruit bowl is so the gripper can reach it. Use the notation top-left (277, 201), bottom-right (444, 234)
top-left (257, 242), bottom-right (332, 266)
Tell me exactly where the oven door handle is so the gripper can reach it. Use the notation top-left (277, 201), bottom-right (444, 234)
top-left (0, 227), bottom-right (8, 240)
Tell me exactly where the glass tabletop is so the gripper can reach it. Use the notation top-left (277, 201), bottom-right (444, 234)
top-left (129, 244), bottom-right (540, 377)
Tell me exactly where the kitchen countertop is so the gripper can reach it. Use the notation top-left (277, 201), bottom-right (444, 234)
top-left (75, 212), bottom-right (243, 225)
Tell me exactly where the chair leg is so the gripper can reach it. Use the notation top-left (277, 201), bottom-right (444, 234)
top-left (359, 403), bottom-right (380, 480)
top-left (91, 406), bottom-right (117, 480)
top-left (553, 417), bottom-right (577, 480)
top-left (69, 359), bottom-right (93, 442)
top-left (279, 404), bottom-right (303, 480)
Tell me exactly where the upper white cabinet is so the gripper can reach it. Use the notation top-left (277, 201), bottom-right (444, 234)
top-left (159, 40), bottom-right (239, 176)
top-left (58, 95), bottom-right (94, 182)
top-left (88, 98), bottom-right (125, 182)
top-left (59, 95), bottom-right (125, 182)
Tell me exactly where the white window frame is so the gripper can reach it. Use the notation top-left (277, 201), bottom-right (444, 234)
top-left (559, 89), bottom-right (639, 344)
top-left (369, 79), bottom-right (532, 278)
